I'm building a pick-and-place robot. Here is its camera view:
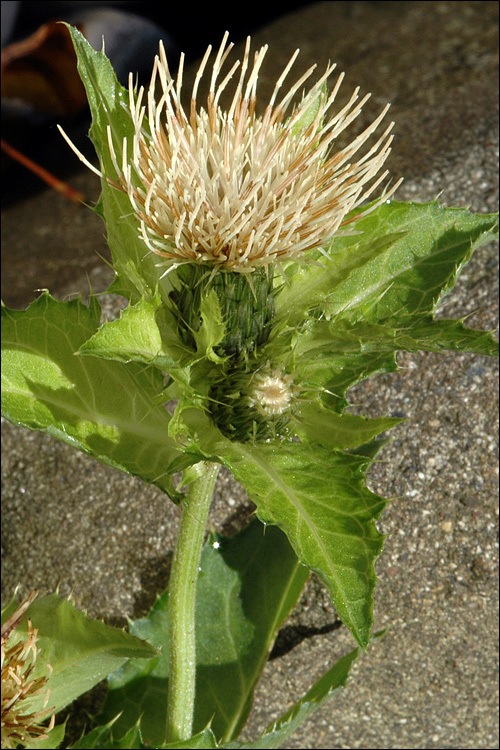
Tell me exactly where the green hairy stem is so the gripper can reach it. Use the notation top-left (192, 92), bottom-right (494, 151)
top-left (166, 462), bottom-right (220, 742)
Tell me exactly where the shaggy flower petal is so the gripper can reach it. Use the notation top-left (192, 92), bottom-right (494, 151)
top-left (62, 33), bottom-right (401, 273)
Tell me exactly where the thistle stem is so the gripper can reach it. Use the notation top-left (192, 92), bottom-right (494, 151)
top-left (166, 461), bottom-right (220, 742)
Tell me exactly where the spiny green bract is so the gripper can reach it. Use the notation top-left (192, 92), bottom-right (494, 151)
top-left (169, 264), bottom-right (276, 357)
top-left (208, 360), bottom-right (297, 442)
top-left (168, 264), bottom-right (298, 442)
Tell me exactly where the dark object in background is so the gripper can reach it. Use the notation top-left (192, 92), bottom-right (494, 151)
top-left (2, 21), bottom-right (88, 119)
top-left (13, 1), bottom-right (313, 61)
top-left (2, 6), bottom-right (172, 120)
top-left (1, 1), bottom-right (313, 206)
top-left (1, 3), bottom-right (172, 205)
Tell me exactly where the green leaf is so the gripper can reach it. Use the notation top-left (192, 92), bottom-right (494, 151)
top-left (97, 587), bottom-right (170, 746)
top-left (297, 345), bottom-right (398, 413)
top-left (192, 290), bottom-right (227, 364)
top-left (78, 295), bottom-right (166, 364)
top-left (28, 721), bottom-right (67, 749)
top-left (389, 317), bottom-right (499, 356)
top-left (69, 718), bottom-right (217, 748)
top-left (159, 729), bottom-right (218, 749)
top-left (276, 229), bottom-right (405, 325)
top-left (68, 719), bottom-right (116, 749)
top-left (66, 26), bottom-right (169, 304)
top-left (277, 201), bottom-right (498, 325)
top-left (216, 440), bottom-right (386, 649)
top-left (1, 293), bottom-right (195, 498)
top-left (326, 201), bottom-right (499, 322)
top-left (3, 594), bottom-right (156, 717)
top-left (291, 313), bottom-right (498, 413)
top-left (222, 645), bottom-right (361, 749)
top-left (161, 406), bottom-right (389, 648)
top-left (77, 293), bottom-right (192, 371)
top-left (294, 402), bottom-right (403, 449)
top-left (193, 522), bottom-right (309, 742)
top-left (297, 316), bottom-right (499, 358)
top-left (99, 520), bottom-right (308, 746)
top-left (68, 716), bottom-right (145, 749)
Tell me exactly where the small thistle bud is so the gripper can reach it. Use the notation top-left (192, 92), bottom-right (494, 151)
top-left (248, 366), bottom-right (294, 417)
top-left (1, 593), bottom-right (55, 750)
top-left (210, 362), bottom-right (296, 442)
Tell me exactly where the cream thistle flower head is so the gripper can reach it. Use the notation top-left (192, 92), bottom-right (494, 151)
top-left (61, 32), bottom-right (401, 274)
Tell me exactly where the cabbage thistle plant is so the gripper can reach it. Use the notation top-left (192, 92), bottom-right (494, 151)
top-left (1, 27), bottom-right (498, 750)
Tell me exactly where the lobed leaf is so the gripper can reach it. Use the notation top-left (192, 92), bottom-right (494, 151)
top-left (294, 402), bottom-right (403, 449)
top-left (277, 200), bottom-right (498, 325)
top-left (68, 716), bottom-right (144, 749)
top-left (77, 293), bottom-right (193, 372)
top-left (296, 316), bottom-right (499, 359)
top-left (1, 293), bottom-right (197, 498)
top-left (218, 441), bottom-right (387, 649)
top-left (291, 313), bottom-right (498, 412)
top-left (275, 229), bottom-right (405, 325)
top-left (66, 26), bottom-right (170, 304)
top-left (222, 644), bottom-right (361, 749)
top-left (170, 407), bottom-right (389, 649)
top-left (159, 729), bottom-right (218, 749)
top-left (1, 594), bottom-right (156, 717)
